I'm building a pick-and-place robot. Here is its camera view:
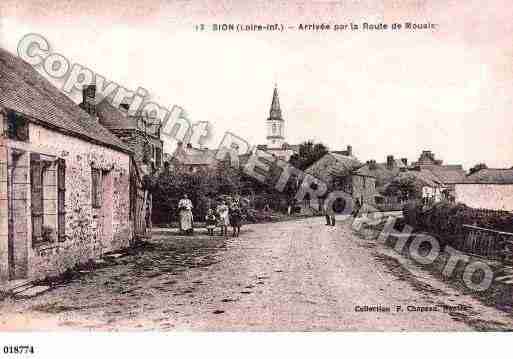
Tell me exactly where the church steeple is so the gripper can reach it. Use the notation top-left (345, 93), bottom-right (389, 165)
top-left (266, 84), bottom-right (285, 148)
top-left (269, 84), bottom-right (283, 121)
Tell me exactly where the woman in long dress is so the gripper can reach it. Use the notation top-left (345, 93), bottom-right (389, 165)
top-left (178, 194), bottom-right (194, 235)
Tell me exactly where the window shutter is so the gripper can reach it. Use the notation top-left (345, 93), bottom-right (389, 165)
top-left (155, 147), bottom-right (162, 168)
top-left (30, 153), bottom-right (43, 244)
top-left (57, 158), bottom-right (66, 240)
top-left (91, 168), bottom-right (102, 208)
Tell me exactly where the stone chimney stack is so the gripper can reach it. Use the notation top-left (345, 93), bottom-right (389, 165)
top-left (346, 145), bottom-right (352, 156)
top-left (386, 155), bottom-right (395, 169)
top-left (80, 84), bottom-right (97, 117)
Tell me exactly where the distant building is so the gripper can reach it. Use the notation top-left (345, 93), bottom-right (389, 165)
top-left (357, 155), bottom-right (408, 209)
top-left (170, 142), bottom-right (218, 173)
top-left (304, 152), bottom-right (376, 206)
top-left (358, 155), bottom-right (408, 192)
top-left (410, 150), bottom-right (466, 199)
top-left (393, 169), bottom-right (446, 203)
top-left (257, 85), bottom-right (299, 162)
top-left (80, 87), bottom-right (164, 175)
top-left (454, 169), bottom-right (513, 211)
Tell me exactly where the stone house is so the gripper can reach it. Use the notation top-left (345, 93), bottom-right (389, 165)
top-left (454, 169), bottom-right (513, 211)
top-left (304, 152), bottom-right (376, 207)
top-left (82, 89), bottom-right (163, 237)
top-left (356, 155), bottom-right (408, 208)
top-left (0, 48), bottom-right (133, 284)
top-left (410, 150), bottom-right (465, 199)
top-left (390, 169), bottom-right (445, 204)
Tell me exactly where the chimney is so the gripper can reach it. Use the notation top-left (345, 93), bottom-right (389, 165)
top-left (186, 143), bottom-right (193, 149)
top-left (401, 158), bottom-right (408, 166)
top-left (81, 84), bottom-right (97, 117)
top-left (386, 155), bottom-right (395, 169)
top-left (368, 159), bottom-right (377, 170)
top-left (346, 145), bottom-right (352, 156)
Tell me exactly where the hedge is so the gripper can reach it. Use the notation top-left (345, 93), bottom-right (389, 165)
top-left (403, 201), bottom-right (513, 239)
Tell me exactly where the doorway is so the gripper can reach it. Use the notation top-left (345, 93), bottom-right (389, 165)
top-left (7, 149), bottom-right (29, 280)
top-left (100, 169), bottom-right (113, 253)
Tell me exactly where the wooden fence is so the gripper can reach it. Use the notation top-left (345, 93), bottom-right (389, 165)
top-left (453, 225), bottom-right (513, 263)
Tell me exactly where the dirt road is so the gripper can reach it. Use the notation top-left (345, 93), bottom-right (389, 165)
top-left (1, 217), bottom-right (512, 331)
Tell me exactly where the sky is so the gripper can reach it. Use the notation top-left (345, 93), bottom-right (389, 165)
top-left (1, 0), bottom-right (513, 169)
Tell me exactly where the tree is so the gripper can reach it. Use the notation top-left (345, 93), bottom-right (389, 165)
top-left (384, 176), bottom-right (420, 201)
top-left (289, 140), bottom-right (329, 171)
top-left (469, 163), bottom-right (487, 175)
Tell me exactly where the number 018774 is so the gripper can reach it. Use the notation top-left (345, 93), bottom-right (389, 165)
top-left (3, 346), bottom-right (35, 355)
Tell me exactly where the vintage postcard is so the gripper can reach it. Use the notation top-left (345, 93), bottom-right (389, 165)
top-left (1, 0), bottom-right (513, 345)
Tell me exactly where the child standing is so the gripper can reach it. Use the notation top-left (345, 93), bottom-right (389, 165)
top-left (216, 200), bottom-right (230, 237)
top-left (205, 209), bottom-right (217, 236)
top-left (229, 202), bottom-right (243, 237)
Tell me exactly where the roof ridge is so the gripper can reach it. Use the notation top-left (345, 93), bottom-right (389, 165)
top-left (0, 47), bottom-right (131, 153)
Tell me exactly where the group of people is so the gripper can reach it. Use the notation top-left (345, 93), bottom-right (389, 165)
top-left (177, 194), bottom-right (243, 237)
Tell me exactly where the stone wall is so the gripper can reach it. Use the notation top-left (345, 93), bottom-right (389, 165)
top-left (454, 184), bottom-right (513, 212)
top-left (0, 141), bottom-right (8, 282)
top-left (0, 121), bottom-right (131, 283)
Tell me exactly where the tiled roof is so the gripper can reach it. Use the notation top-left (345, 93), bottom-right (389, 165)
top-left (462, 168), bottom-right (513, 184)
top-left (428, 167), bottom-right (466, 184)
top-left (96, 100), bottom-right (161, 137)
top-left (358, 162), bottom-right (401, 185)
top-left (0, 48), bottom-right (131, 153)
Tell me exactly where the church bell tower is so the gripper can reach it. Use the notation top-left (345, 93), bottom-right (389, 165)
top-left (266, 84), bottom-right (285, 148)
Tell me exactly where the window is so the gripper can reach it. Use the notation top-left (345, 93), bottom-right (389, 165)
top-left (91, 168), bottom-right (102, 208)
top-left (31, 154), bottom-right (62, 245)
top-left (5, 111), bottom-right (29, 141)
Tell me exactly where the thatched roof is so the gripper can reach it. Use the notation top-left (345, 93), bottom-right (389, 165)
top-left (305, 152), bottom-right (363, 187)
top-left (398, 170), bottom-right (444, 188)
